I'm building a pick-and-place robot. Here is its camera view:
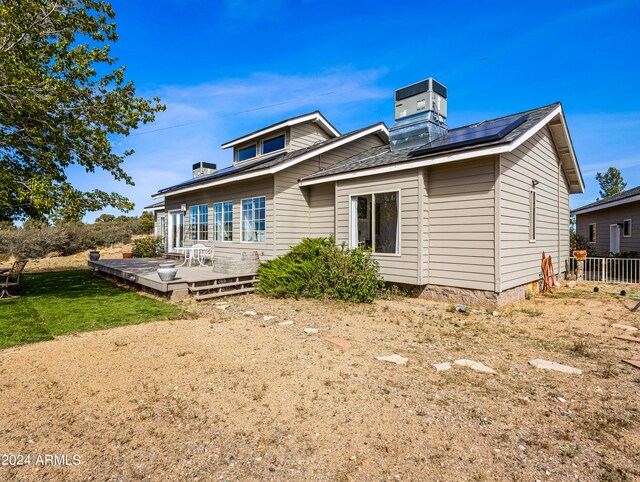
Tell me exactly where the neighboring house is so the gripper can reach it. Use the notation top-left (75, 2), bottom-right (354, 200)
top-left (146, 79), bottom-right (584, 305)
top-left (571, 186), bottom-right (640, 256)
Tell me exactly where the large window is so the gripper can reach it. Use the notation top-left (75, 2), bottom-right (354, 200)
top-left (213, 201), bottom-right (233, 241)
top-left (529, 189), bottom-right (537, 242)
top-left (623, 219), bottom-right (632, 237)
top-left (350, 192), bottom-right (399, 254)
top-left (241, 196), bottom-right (266, 242)
top-left (237, 144), bottom-right (257, 163)
top-left (189, 204), bottom-right (209, 241)
top-left (589, 223), bottom-right (597, 243)
top-left (261, 134), bottom-right (285, 155)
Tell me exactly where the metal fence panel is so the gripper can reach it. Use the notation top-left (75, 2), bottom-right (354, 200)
top-left (568, 257), bottom-right (640, 284)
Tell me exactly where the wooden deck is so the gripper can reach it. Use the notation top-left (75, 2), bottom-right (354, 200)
top-left (88, 258), bottom-right (258, 300)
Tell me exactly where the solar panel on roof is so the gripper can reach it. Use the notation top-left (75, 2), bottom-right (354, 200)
top-left (409, 114), bottom-right (528, 157)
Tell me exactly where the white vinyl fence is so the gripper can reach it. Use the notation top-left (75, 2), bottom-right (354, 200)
top-left (568, 257), bottom-right (640, 284)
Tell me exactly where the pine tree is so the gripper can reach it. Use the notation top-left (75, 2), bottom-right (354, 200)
top-left (596, 167), bottom-right (627, 199)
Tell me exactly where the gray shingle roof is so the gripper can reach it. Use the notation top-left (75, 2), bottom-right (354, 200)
top-left (156, 122), bottom-right (386, 194)
top-left (571, 185), bottom-right (640, 214)
top-left (302, 103), bottom-right (560, 181)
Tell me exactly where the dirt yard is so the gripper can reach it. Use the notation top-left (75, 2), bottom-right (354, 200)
top-left (0, 284), bottom-right (639, 481)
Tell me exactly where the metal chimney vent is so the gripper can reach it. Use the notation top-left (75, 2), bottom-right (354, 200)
top-left (192, 161), bottom-right (217, 178)
top-left (390, 78), bottom-right (448, 151)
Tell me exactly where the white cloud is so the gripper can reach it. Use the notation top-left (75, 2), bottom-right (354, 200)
top-left (82, 68), bottom-right (389, 221)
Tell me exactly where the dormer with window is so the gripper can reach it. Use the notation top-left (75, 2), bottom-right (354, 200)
top-left (221, 111), bottom-right (340, 166)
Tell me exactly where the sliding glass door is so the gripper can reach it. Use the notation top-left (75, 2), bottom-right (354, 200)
top-left (168, 211), bottom-right (184, 252)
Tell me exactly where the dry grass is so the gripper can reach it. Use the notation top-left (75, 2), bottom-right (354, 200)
top-left (0, 282), bottom-right (639, 480)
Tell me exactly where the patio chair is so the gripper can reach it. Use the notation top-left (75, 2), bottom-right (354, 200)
top-left (191, 243), bottom-right (207, 266)
top-left (200, 246), bottom-right (214, 266)
top-left (191, 244), bottom-right (214, 266)
top-left (0, 259), bottom-right (28, 300)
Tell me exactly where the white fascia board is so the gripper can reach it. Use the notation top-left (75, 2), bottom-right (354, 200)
top-left (144, 205), bottom-right (165, 211)
top-left (221, 112), bottom-right (340, 149)
top-left (153, 124), bottom-right (387, 199)
top-left (571, 194), bottom-right (640, 216)
top-left (300, 105), bottom-right (585, 192)
top-left (508, 105), bottom-right (562, 151)
top-left (299, 144), bottom-right (509, 187)
top-left (510, 104), bottom-right (584, 193)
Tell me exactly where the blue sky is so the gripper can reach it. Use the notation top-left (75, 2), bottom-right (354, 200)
top-left (75, 0), bottom-right (640, 221)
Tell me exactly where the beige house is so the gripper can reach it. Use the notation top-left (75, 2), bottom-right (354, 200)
top-left (148, 80), bottom-right (584, 305)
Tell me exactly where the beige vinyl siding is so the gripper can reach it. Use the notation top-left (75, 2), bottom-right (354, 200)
top-left (576, 204), bottom-right (640, 256)
top-left (273, 134), bottom-right (385, 255)
top-left (427, 158), bottom-right (496, 291)
top-left (335, 169), bottom-right (420, 284)
top-left (500, 126), bottom-right (569, 290)
top-left (164, 175), bottom-right (275, 260)
top-left (289, 122), bottom-right (332, 150)
top-left (310, 183), bottom-right (335, 237)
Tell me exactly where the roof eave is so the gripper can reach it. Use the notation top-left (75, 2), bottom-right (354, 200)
top-left (153, 123), bottom-right (388, 199)
top-left (300, 104), bottom-right (585, 195)
top-left (571, 193), bottom-right (640, 216)
top-left (220, 112), bottom-right (340, 149)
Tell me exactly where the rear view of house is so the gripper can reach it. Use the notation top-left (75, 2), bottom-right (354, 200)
top-left (572, 186), bottom-right (640, 256)
top-left (148, 78), bottom-right (584, 306)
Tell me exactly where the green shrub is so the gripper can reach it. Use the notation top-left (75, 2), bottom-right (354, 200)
top-left (257, 236), bottom-right (385, 303)
top-left (131, 236), bottom-right (164, 258)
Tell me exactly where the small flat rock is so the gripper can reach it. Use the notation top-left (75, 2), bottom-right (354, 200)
top-left (243, 310), bottom-right (257, 317)
top-left (375, 354), bottom-right (408, 365)
top-left (528, 359), bottom-right (582, 374)
top-left (215, 301), bottom-right (228, 306)
top-left (612, 324), bottom-right (638, 332)
top-left (455, 304), bottom-right (467, 313)
top-left (454, 359), bottom-right (495, 374)
top-left (325, 337), bottom-right (352, 350)
top-left (263, 315), bottom-right (275, 322)
top-left (215, 305), bottom-right (228, 311)
top-left (277, 320), bottom-right (294, 326)
top-left (614, 335), bottom-right (640, 344)
top-left (434, 362), bottom-right (452, 372)
top-left (303, 328), bottom-right (318, 334)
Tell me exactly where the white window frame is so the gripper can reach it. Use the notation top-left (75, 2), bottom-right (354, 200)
top-left (349, 190), bottom-right (401, 256)
top-left (589, 223), bottom-right (597, 243)
top-left (529, 188), bottom-right (537, 243)
top-left (213, 201), bottom-right (233, 242)
top-left (236, 143), bottom-right (257, 163)
top-left (260, 133), bottom-right (286, 156)
top-left (189, 204), bottom-right (209, 241)
top-left (623, 219), bottom-right (632, 238)
top-left (241, 196), bottom-right (266, 243)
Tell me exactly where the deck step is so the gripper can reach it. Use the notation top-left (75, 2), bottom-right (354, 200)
top-left (193, 287), bottom-right (256, 300)
top-left (189, 278), bottom-right (257, 292)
